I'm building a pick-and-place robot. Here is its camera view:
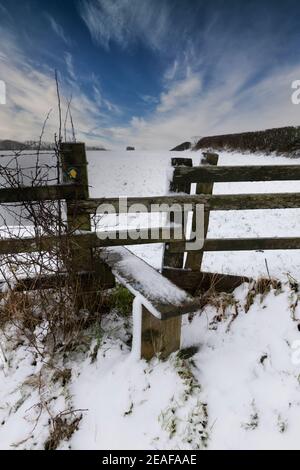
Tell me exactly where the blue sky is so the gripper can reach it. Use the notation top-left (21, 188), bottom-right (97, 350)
top-left (0, 0), bottom-right (300, 148)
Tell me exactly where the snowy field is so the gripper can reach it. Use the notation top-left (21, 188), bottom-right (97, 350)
top-left (1, 149), bottom-right (300, 450)
top-left (88, 149), bottom-right (300, 279)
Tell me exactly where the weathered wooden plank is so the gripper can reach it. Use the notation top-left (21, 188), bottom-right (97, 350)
top-left (2, 233), bottom-right (300, 256)
top-left (141, 306), bottom-right (181, 360)
top-left (1, 267), bottom-right (114, 293)
top-left (205, 237), bottom-right (300, 252)
top-left (169, 237), bottom-right (300, 253)
top-left (205, 193), bottom-right (300, 211)
top-left (73, 192), bottom-right (300, 214)
top-left (61, 143), bottom-right (93, 278)
top-left (0, 234), bottom-right (73, 255)
top-left (185, 152), bottom-right (219, 271)
top-left (98, 246), bottom-right (201, 320)
top-left (162, 158), bottom-right (193, 270)
top-left (162, 267), bottom-right (251, 295)
top-left (0, 184), bottom-right (79, 203)
top-left (0, 228), bottom-right (186, 255)
top-left (173, 165), bottom-right (300, 184)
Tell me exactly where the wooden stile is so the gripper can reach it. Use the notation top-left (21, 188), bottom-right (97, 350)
top-left (99, 247), bottom-right (200, 360)
top-left (1, 143), bottom-right (300, 360)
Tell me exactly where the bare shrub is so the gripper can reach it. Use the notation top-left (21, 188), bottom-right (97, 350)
top-left (0, 111), bottom-right (104, 357)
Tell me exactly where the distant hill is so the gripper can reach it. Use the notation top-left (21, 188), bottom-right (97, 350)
top-left (86, 146), bottom-right (107, 151)
top-left (0, 140), bottom-right (28, 150)
top-left (171, 142), bottom-right (192, 151)
top-left (194, 126), bottom-right (300, 155)
top-left (0, 140), bottom-right (55, 151)
top-left (0, 140), bottom-right (106, 151)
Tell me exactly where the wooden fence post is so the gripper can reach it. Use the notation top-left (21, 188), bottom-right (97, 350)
top-left (141, 306), bottom-right (182, 360)
top-left (162, 158), bottom-right (193, 271)
top-left (60, 142), bottom-right (114, 313)
top-left (141, 158), bottom-right (192, 360)
top-left (185, 152), bottom-right (219, 271)
top-left (60, 142), bottom-right (91, 240)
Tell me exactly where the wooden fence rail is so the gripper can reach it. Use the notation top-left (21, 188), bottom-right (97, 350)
top-left (73, 192), bottom-right (300, 213)
top-left (169, 237), bottom-right (300, 253)
top-left (0, 184), bottom-right (80, 203)
top-left (1, 156), bottom-right (299, 260)
top-left (1, 189), bottom-right (299, 211)
top-left (1, 232), bottom-right (300, 256)
top-left (173, 164), bottom-right (300, 184)
top-left (0, 229), bottom-right (185, 255)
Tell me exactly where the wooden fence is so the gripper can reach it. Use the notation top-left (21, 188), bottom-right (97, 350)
top-left (1, 143), bottom-right (300, 358)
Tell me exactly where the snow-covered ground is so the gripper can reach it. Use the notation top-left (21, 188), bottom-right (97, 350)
top-left (1, 149), bottom-right (300, 450)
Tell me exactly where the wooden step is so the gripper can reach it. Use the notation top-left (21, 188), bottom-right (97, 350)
top-left (98, 247), bottom-right (201, 320)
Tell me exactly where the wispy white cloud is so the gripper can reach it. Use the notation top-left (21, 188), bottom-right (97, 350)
top-left (2, 24), bottom-right (300, 151)
top-left (0, 2), bottom-right (12, 21)
top-left (90, 6), bottom-right (300, 150)
top-left (140, 95), bottom-right (159, 105)
top-left (1, 2), bottom-right (300, 151)
top-left (98, 60), bottom-right (300, 150)
top-left (157, 75), bottom-right (202, 113)
top-left (45, 13), bottom-right (71, 46)
top-left (92, 77), bottom-right (122, 115)
top-left (79, 0), bottom-right (174, 52)
top-left (164, 61), bottom-right (179, 82)
top-left (64, 52), bottom-right (76, 81)
top-left (0, 30), bottom-right (115, 147)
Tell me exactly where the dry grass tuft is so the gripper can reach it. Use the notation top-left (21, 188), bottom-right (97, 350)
top-left (245, 278), bottom-right (281, 313)
top-left (44, 409), bottom-right (83, 450)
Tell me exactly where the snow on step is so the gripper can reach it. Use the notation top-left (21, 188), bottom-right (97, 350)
top-left (99, 247), bottom-right (201, 320)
